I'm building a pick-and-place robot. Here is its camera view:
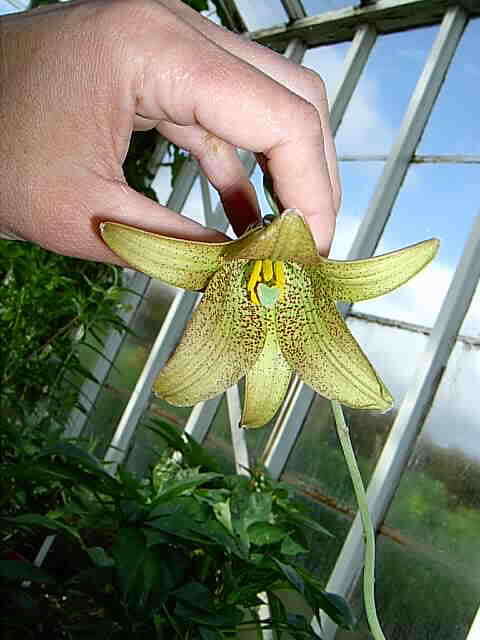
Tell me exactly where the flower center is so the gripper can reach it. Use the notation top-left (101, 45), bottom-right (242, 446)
top-left (247, 259), bottom-right (285, 307)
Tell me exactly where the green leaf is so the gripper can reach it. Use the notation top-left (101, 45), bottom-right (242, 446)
top-left (152, 472), bottom-right (221, 505)
top-left (87, 546), bottom-right (114, 568)
top-left (36, 441), bottom-right (104, 471)
top-left (273, 560), bottom-right (305, 595)
top-left (297, 568), bottom-right (356, 631)
top-left (280, 535), bottom-right (309, 556)
top-left (0, 560), bottom-right (55, 584)
top-left (213, 499), bottom-right (234, 534)
top-left (247, 522), bottom-right (289, 546)
top-left (285, 511), bottom-right (333, 539)
top-left (310, 590), bottom-right (356, 631)
top-left (173, 581), bottom-right (215, 612)
top-left (3, 513), bottom-right (83, 542)
top-left (147, 420), bottom-right (222, 472)
top-left (242, 492), bottom-right (274, 529)
top-left (111, 527), bottom-right (146, 598)
top-left (174, 601), bottom-right (244, 628)
top-left (199, 626), bottom-right (223, 640)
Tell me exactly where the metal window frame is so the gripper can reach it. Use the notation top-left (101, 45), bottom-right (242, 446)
top-left (252, 0), bottom-right (477, 50)
top-left (279, 0), bottom-right (307, 21)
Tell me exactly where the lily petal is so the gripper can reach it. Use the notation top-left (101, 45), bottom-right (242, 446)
top-left (154, 261), bottom-right (268, 406)
top-left (316, 238), bottom-right (439, 302)
top-left (224, 210), bottom-right (321, 265)
top-left (276, 264), bottom-right (393, 411)
top-left (242, 314), bottom-right (293, 429)
top-left (101, 222), bottom-right (230, 290)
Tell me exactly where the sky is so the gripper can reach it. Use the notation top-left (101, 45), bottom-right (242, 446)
top-left (3, 0), bottom-right (479, 455)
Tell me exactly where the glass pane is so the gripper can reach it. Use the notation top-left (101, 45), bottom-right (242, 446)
top-left (303, 0), bottom-right (356, 13)
top-left (331, 160), bottom-right (385, 259)
top-left (201, 395), bottom-right (236, 473)
top-left (338, 339), bottom-right (480, 639)
top-left (353, 164), bottom-right (479, 328)
top-left (303, 42), bottom-right (350, 105)
top-left (461, 278), bottom-right (480, 338)
top-left (233, 0), bottom-right (287, 31)
top-left (82, 280), bottom-right (176, 456)
top-left (335, 27), bottom-right (436, 154)
top-left (418, 18), bottom-right (480, 155)
top-left (0, 1), bottom-right (22, 14)
top-left (281, 321), bottom-right (428, 583)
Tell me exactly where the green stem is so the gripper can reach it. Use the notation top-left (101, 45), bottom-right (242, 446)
top-left (330, 400), bottom-right (386, 640)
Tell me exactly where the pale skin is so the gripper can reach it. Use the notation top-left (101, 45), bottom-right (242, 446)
top-left (0, 0), bottom-right (340, 263)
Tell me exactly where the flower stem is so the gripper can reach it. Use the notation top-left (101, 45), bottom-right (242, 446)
top-left (330, 400), bottom-right (386, 640)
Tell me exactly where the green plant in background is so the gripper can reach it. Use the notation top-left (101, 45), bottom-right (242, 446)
top-left (0, 422), bottom-right (356, 639)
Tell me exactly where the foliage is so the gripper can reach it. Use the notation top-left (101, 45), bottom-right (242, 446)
top-left (0, 422), bottom-right (356, 639)
top-left (0, 241), bottom-right (128, 432)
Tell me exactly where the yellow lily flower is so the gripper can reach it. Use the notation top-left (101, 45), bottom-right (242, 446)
top-left (101, 210), bottom-right (438, 428)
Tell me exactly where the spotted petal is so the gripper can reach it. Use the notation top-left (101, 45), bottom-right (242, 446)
top-left (154, 261), bottom-right (268, 406)
top-left (242, 314), bottom-right (293, 429)
top-left (316, 238), bottom-right (439, 302)
top-left (101, 222), bottom-right (230, 290)
top-left (276, 264), bottom-right (393, 411)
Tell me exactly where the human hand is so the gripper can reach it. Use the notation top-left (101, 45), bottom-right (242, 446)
top-left (0, 0), bottom-right (340, 263)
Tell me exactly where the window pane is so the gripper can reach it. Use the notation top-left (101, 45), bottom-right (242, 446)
top-left (303, 42), bottom-right (350, 104)
top-left (331, 161), bottom-right (385, 259)
top-left (353, 164), bottom-right (479, 328)
top-left (201, 396), bottom-right (236, 473)
top-left (82, 281), bottom-right (176, 456)
top-left (281, 321), bottom-right (428, 583)
top-left (461, 279), bottom-right (480, 337)
top-left (335, 27), bottom-right (436, 154)
top-left (233, 0), bottom-right (287, 31)
top-left (303, 0), bottom-right (356, 13)
top-left (418, 18), bottom-right (480, 155)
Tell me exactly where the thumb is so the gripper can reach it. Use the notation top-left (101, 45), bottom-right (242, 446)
top-left (39, 179), bottom-right (230, 266)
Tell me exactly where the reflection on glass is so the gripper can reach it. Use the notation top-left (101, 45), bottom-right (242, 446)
top-left (354, 164), bottom-right (479, 328)
top-left (335, 27), bottom-right (436, 154)
top-left (281, 320), bottom-right (427, 583)
top-left (418, 19), bottom-right (480, 155)
top-left (338, 339), bottom-right (480, 639)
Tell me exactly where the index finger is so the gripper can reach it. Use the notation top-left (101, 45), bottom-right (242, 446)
top-left (137, 7), bottom-right (337, 254)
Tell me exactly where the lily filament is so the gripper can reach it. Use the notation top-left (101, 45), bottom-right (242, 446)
top-left (247, 259), bottom-right (285, 306)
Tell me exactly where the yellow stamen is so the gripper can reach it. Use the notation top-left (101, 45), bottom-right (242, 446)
top-left (247, 259), bottom-right (286, 305)
top-left (250, 289), bottom-right (260, 305)
top-left (274, 261), bottom-right (285, 288)
top-left (262, 259), bottom-right (273, 282)
top-left (248, 260), bottom-right (262, 292)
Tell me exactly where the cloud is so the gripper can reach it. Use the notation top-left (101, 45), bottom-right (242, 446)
top-left (304, 45), bottom-right (394, 154)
